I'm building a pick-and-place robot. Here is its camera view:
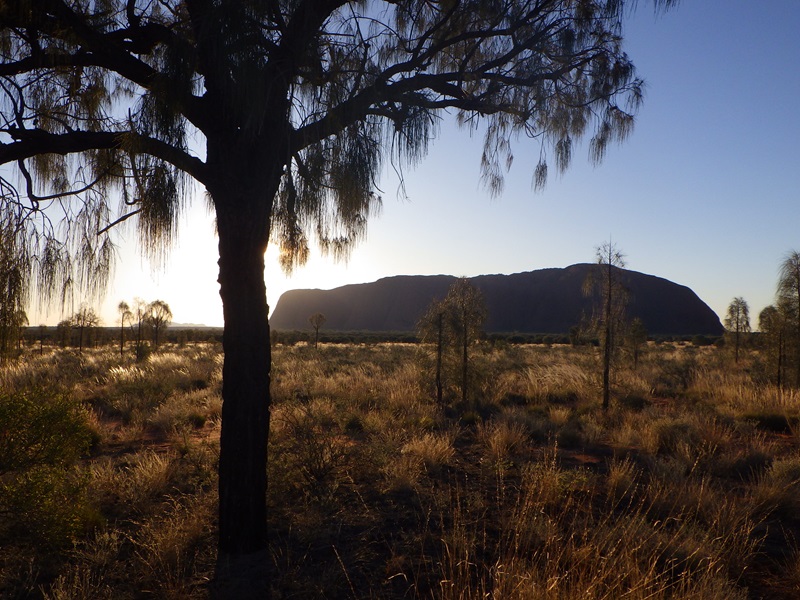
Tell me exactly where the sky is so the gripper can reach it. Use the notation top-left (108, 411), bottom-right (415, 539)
top-left (30, 1), bottom-right (800, 329)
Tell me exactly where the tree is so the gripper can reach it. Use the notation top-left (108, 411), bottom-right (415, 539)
top-left (130, 298), bottom-right (149, 361)
top-left (308, 312), bottom-right (326, 349)
top-left (584, 241), bottom-right (628, 410)
top-left (419, 280), bottom-right (487, 405)
top-left (418, 298), bottom-right (447, 404)
top-left (147, 300), bottom-right (172, 349)
top-left (38, 323), bottom-right (47, 355)
top-left (0, 0), bottom-right (676, 574)
top-left (72, 304), bottom-right (100, 353)
top-left (778, 251), bottom-right (800, 386)
top-left (56, 319), bottom-right (72, 348)
top-left (759, 304), bottom-right (786, 387)
top-left (627, 317), bottom-right (648, 371)
top-left (118, 301), bottom-right (131, 357)
top-left (443, 278), bottom-right (487, 405)
top-left (724, 297), bottom-right (750, 364)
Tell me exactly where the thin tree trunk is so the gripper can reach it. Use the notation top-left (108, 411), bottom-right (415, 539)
top-left (436, 311), bottom-right (443, 404)
top-left (778, 330), bottom-right (783, 388)
top-left (603, 262), bottom-right (612, 410)
top-left (120, 319), bottom-right (125, 357)
top-left (462, 307), bottom-right (468, 405)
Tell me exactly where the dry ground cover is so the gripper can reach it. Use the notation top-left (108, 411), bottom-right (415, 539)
top-left (2, 340), bottom-right (800, 598)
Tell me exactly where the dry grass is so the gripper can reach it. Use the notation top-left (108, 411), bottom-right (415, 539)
top-left (2, 340), bottom-right (799, 598)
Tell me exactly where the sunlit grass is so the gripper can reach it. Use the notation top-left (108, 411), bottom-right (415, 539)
top-left (1, 340), bottom-right (799, 598)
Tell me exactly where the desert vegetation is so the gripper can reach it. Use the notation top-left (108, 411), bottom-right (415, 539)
top-left (2, 336), bottom-right (800, 598)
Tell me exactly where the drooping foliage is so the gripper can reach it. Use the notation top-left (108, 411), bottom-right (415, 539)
top-left (1, 0), bottom-right (678, 290)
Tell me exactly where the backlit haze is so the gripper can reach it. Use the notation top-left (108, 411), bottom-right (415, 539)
top-left (30, 1), bottom-right (800, 330)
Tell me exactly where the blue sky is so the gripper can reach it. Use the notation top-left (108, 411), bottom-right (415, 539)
top-left (32, 1), bottom-right (800, 330)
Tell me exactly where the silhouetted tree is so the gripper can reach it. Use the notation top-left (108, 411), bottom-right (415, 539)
top-left (147, 300), bottom-right (172, 349)
top-left (418, 298), bottom-right (447, 404)
top-left (724, 297), bottom-right (750, 364)
top-left (585, 242), bottom-right (628, 409)
top-left (778, 251), bottom-right (800, 386)
top-left (72, 304), bottom-right (100, 353)
top-left (759, 303), bottom-right (787, 387)
top-left (118, 301), bottom-right (132, 357)
top-left (443, 278), bottom-right (487, 405)
top-left (56, 319), bottom-right (72, 348)
top-left (130, 298), bottom-right (149, 362)
top-left (0, 0), bottom-right (676, 574)
top-left (627, 317), bottom-right (648, 370)
top-left (308, 312), bottom-right (326, 349)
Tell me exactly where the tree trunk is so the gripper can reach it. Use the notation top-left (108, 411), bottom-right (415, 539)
top-left (602, 263), bottom-right (612, 410)
top-left (215, 204), bottom-right (271, 554)
top-left (778, 330), bottom-right (783, 388)
top-left (207, 132), bottom-right (281, 594)
top-left (462, 307), bottom-right (468, 405)
top-left (436, 311), bottom-right (443, 404)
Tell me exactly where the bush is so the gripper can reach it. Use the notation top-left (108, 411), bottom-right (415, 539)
top-left (1, 466), bottom-right (99, 548)
top-left (0, 389), bottom-right (99, 547)
top-left (0, 389), bottom-right (96, 474)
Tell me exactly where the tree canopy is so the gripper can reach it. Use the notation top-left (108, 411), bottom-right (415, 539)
top-left (1, 0), bottom-right (675, 288)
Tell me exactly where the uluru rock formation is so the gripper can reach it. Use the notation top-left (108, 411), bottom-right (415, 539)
top-left (270, 264), bottom-right (724, 336)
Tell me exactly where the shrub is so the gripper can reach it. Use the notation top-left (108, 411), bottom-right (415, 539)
top-left (0, 389), bottom-right (96, 474)
top-left (1, 465), bottom-right (99, 548)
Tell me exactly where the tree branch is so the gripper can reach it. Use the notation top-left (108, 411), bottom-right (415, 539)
top-left (0, 128), bottom-right (208, 184)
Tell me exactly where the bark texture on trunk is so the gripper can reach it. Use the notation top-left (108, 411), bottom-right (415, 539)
top-left (216, 198), bottom-right (272, 556)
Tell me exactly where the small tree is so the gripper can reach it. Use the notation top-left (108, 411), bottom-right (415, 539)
top-left (418, 299), bottom-right (447, 404)
top-left (627, 318), bottom-right (648, 371)
top-left (724, 297), bottom-right (750, 364)
top-left (443, 279), bottom-right (487, 406)
top-left (118, 301), bottom-right (132, 357)
top-left (584, 242), bottom-right (628, 410)
top-left (130, 298), bottom-right (149, 361)
top-left (759, 304), bottom-right (787, 387)
top-left (147, 300), bottom-right (173, 350)
top-left (777, 251), bottom-right (800, 385)
top-left (72, 304), bottom-right (100, 353)
top-left (308, 313), bottom-right (327, 349)
top-left (56, 320), bottom-right (72, 348)
top-left (38, 323), bottom-right (46, 355)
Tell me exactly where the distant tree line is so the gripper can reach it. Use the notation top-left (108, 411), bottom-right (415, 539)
top-left (0, 299), bottom-right (201, 356)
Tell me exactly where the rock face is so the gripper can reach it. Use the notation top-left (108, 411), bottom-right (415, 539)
top-left (270, 264), bottom-right (724, 336)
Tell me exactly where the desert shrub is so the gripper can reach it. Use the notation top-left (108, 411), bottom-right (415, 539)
top-left (619, 393), bottom-right (649, 411)
top-left (1, 466), bottom-right (100, 548)
top-left (741, 411), bottom-right (796, 434)
top-left (0, 388), bottom-right (96, 473)
top-left (401, 430), bottom-right (456, 474)
top-left (477, 417), bottom-right (530, 463)
top-left (651, 355), bottom-right (697, 397)
top-left (272, 401), bottom-right (351, 502)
